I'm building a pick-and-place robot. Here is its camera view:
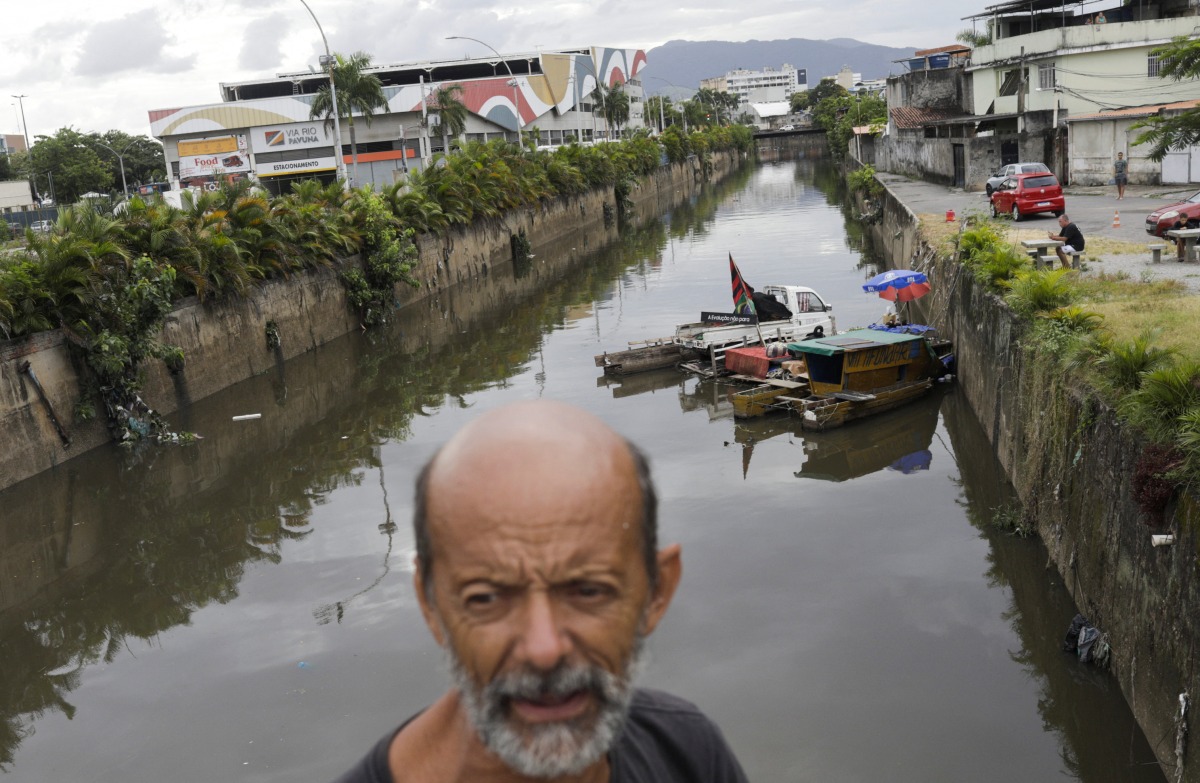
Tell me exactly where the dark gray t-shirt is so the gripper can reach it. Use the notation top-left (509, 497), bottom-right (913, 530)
top-left (331, 688), bottom-right (748, 782)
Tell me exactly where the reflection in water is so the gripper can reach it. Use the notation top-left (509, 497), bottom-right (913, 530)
top-left (313, 461), bottom-right (398, 626)
top-left (0, 160), bottom-right (1165, 782)
top-left (940, 390), bottom-right (1163, 780)
top-left (601, 369), bottom-right (945, 483)
top-left (790, 388), bottom-right (944, 482)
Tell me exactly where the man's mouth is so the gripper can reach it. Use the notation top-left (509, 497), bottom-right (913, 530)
top-left (508, 689), bottom-right (591, 723)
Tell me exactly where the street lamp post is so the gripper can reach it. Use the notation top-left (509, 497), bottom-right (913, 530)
top-left (446, 36), bottom-right (522, 148)
top-left (11, 94), bottom-right (30, 154)
top-left (95, 139), bottom-right (133, 198)
top-left (12, 94), bottom-right (36, 203)
top-left (298, 0), bottom-right (348, 188)
top-left (646, 76), bottom-right (694, 133)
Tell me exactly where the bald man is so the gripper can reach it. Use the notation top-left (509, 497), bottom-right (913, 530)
top-left (331, 400), bottom-right (747, 783)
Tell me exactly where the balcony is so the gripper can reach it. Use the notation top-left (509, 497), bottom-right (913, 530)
top-left (971, 16), bottom-right (1198, 65)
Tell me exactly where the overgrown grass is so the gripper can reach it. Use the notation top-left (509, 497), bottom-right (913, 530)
top-left (1087, 295), bottom-right (1200, 362)
top-left (953, 215), bottom-right (1200, 496)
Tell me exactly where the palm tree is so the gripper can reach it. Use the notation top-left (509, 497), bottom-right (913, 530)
top-left (589, 85), bottom-right (608, 139)
top-left (590, 83), bottom-right (631, 139)
top-left (602, 84), bottom-right (630, 138)
top-left (309, 51), bottom-right (388, 188)
top-left (430, 84), bottom-right (469, 157)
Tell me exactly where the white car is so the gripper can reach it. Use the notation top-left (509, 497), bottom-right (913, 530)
top-left (780, 124), bottom-right (795, 131)
top-left (985, 162), bottom-right (1050, 196)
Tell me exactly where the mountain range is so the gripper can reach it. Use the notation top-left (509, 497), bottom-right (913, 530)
top-left (642, 38), bottom-right (920, 96)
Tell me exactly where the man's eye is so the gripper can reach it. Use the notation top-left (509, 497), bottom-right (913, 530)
top-left (464, 591), bottom-right (497, 607)
top-left (568, 582), bottom-right (610, 600)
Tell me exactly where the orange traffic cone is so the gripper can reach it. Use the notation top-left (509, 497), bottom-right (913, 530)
top-left (1113, 210), bottom-right (1121, 228)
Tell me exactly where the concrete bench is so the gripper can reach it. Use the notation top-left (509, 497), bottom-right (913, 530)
top-left (1148, 242), bottom-right (1167, 264)
top-left (1037, 251), bottom-right (1082, 270)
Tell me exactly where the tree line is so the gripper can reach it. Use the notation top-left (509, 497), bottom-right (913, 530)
top-left (2, 129), bottom-right (166, 204)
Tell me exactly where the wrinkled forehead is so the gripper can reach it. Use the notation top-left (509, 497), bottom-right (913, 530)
top-left (425, 410), bottom-right (643, 552)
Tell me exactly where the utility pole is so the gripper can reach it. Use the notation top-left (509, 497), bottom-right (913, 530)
top-left (419, 74), bottom-right (430, 167)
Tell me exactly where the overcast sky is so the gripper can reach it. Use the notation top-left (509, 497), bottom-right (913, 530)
top-left (1, 0), bottom-right (946, 141)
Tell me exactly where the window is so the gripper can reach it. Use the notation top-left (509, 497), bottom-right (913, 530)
top-left (1038, 62), bottom-right (1056, 90)
top-left (1148, 53), bottom-right (1161, 77)
top-left (1023, 174), bottom-right (1059, 188)
top-left (999, 69), bottom-right (1022, 96)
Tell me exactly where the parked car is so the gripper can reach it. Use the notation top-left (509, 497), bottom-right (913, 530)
top-left (30, 220), bottom-right (54, 233)
top-left (989, 172), bottom-right (1065, 221)
top-left (1144, 189), bottom-right (1200, 236)
top-left (780, 124), bottom-right (795, 131)
top-left (985, 162), bottom-right (1051, 196)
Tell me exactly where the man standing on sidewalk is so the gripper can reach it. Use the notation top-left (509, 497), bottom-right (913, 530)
top-left (1114, 152), bottom-right (1128, 200)
top-left (1050, 214), bottom-right (1085, 270)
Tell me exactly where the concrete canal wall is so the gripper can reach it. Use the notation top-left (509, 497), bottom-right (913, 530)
top-left (0, 150), bottom-right (745, 491)
top-left (869, 179), bottom-right (1199, 781)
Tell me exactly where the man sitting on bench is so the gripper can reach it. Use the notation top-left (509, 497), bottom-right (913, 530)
top-left (1049, 214), bottom-right (1085, 270)
top-left (1169, 218), bottom-right (1196, 262)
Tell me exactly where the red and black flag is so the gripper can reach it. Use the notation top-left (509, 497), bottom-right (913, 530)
top-left (729, 254), bottom-right (756, 315)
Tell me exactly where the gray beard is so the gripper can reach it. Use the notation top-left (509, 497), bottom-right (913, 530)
top-left (447, 638), bottom-right (645, 779)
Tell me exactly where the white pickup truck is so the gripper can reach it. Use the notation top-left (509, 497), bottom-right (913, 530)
top-left (595, 285), bottom-right (836, 375)
top-left (675, 285), bottom-right (835, 349)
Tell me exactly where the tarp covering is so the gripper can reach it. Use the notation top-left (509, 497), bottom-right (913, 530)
top-left (788, 328), bottom-right (922, 357)
top-left (724, 346), bottom-right (772, 378)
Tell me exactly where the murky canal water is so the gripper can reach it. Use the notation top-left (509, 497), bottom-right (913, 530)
top-left (0, 160), bottom-right (1165, 782)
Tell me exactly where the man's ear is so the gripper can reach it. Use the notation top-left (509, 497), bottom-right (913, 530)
top-left (641, 544), bottom-right (682, 636)
top-left (414, 564), bottom-right (446, 647)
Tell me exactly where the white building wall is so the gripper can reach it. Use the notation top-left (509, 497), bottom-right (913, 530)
top-left (724, 64), bottom-right (802, 104)
top-left (969, 17), bottom-right (1200, 118)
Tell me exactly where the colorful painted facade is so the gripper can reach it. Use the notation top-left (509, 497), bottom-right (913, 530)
top-left (149, 47), bottom-right (648, 191)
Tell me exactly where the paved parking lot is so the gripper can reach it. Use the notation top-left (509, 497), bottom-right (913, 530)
top-left (877, 172), bottom-right (1200, 291)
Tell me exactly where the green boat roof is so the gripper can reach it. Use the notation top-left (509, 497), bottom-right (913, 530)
top-left (788, 328), bottom-right (923, 357)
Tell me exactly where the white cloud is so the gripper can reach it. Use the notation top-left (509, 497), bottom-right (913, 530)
top-left (240, 12), bottom-right (292, 71)
top-left (75, 12), bottom-right (195, 78)
top-left (0, 0), bottom-right (956, 137)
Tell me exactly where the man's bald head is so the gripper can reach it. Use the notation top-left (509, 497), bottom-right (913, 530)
top-left (413, 400), bottom-right (658, 597)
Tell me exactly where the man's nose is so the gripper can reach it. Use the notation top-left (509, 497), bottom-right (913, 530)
top-left (517, 591), bottom-right (571, 670)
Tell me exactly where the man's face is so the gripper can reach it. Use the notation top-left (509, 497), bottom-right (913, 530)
top-left (419, 432), bottom-right (665, 778)
top-left (1059, 216), bottom-right (1069, 229)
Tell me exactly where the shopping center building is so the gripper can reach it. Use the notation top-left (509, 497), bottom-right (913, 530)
top-left (149, 46), bottom-right (648, 195)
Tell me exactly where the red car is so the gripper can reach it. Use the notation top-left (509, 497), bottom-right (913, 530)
top-left (989, 172), bottom-right (1065, 221)
top-left (1145, 190), bottom-right (1200, 236)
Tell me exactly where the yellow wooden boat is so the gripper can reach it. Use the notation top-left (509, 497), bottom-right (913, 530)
top-left (730, 329), bottom-right (952, 430)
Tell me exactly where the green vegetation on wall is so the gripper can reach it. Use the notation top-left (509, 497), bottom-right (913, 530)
top-left (956, 218), bottom-right (1200, 510)
top-left (0, 128), bottom-right (748, 443)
